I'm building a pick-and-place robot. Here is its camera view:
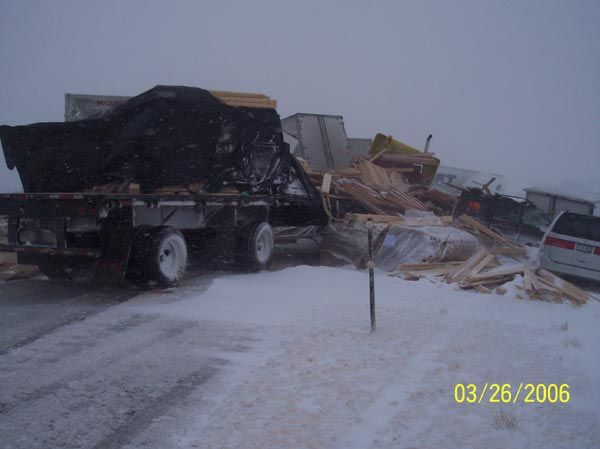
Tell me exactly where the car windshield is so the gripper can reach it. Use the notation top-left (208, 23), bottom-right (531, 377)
top-left (552, 212), bottom-right (600, 242)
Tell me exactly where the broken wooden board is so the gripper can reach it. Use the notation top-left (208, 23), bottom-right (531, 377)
top-left (359, 160), bottom-right (392, 189)
top-left (536, 269), bottom-right (589, 305)
top-left (458, 215), bottom-right (521, 248)
top-left (446, 249), bottom-right (490, 283)
top-left (321, 173), bottom-right (332, 194)
top-left (466, 264), bottom-right (528, 282)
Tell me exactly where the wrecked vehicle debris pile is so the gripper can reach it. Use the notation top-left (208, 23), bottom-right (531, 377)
top-left (389, 215), bottom-right (596, 305)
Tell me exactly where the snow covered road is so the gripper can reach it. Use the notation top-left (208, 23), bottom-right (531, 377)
top-left (1, 265), bottom-right (599, 449)
top-left (0, 279), bottom-right (138, 355)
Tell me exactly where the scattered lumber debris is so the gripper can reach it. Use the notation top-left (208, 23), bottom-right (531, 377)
top-left (296, 131), bottom-right (594, 307)
top-left (390, 247), bottom-right (594, 305)
top-left (299, 134), bottom-right (445, 218)
top-left (382, 214), bottom-right (595, 305)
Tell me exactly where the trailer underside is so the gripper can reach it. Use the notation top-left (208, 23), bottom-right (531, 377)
top-left (0, 192), bottom-right (325, 285)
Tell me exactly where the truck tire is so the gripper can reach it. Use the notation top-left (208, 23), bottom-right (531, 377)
top-left (132, 227), bottom-right (188, 287)
top-left (237, 222), bottom-right (274, 271)
top-left (36, 255), bottom-right (90, 281)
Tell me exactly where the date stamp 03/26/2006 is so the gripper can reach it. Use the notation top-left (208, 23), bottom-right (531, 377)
top-left (454, 383), bottom-right (570, 404)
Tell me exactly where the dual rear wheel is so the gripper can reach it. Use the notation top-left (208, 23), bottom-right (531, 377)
top-left (35, 222), bottom-right (274, 288)
top-left (130, 222), bottom-right (274, 287)
top-left (129, 227), bottom-right (188, 288)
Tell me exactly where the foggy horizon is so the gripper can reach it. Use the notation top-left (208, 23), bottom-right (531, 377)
top-left (1, 0), bottom-right (599, 196)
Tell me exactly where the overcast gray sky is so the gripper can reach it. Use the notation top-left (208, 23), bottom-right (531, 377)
top-left (1, 0), bottom-right (599, 195)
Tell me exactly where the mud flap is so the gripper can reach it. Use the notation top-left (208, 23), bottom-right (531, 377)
top-left (95, 208), bottom-right (134, 285)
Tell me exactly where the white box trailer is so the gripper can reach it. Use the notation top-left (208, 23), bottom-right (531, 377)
top-left (525, 188), bottom-right (600, 218)
top-left (281, 113), bottom-right (352, 171)
top-left (432, 165), bottom-right (505, 196)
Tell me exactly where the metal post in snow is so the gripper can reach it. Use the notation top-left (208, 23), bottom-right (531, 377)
top-left (367, 218), bottom-right (376, 332)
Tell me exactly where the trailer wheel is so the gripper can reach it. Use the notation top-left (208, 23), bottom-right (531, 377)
top-left (237, 222), bottom-right (274, 271)
top-left (133, 227), bottom-right (188, 287)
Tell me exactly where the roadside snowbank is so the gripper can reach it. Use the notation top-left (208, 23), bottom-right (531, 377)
top-left (139, 265), bottom-right (600, 449)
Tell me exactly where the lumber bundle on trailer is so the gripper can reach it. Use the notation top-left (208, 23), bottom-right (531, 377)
top-left (209, 90), bottom-right (277, 109)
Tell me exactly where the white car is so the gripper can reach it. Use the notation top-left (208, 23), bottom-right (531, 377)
top-left (539, 212), bottom-right (600, 282)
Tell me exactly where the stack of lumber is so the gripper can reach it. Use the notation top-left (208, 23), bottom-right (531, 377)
top-left (456, 214), bottom-right (521, 249)
top-left (358, 160), bottom-right (409, 190)
top-left (389, 223), bottom-right (595, 305)
top-left (300, 154), bottom-right (439, 217)
top-left (335, 179), bottom-right (428, 214)
top-left (209, 90), bottom-right (277, 109)
top-left (306, 159), bottom-right (427, 215)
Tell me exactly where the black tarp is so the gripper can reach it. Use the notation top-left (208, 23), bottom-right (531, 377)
top-left (0, 85), bottom-right (314, 198)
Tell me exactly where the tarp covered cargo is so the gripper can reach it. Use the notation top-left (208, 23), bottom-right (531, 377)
top-left (0, 85), bottom-right (318, 201)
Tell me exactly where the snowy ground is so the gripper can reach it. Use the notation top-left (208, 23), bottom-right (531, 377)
top-left (1, 264), bottom-right (599, 448)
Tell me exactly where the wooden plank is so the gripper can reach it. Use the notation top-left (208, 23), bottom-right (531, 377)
top-left (467, 264), bottom-right (527, 281)
top-left (536, 269), bottom-right (588, 304)
top-left (495, 286), bottom-right (508, 295)
top-left (383, 167), bottom-right (415, 173)
top-left (401, 267), bottom-right (460, 277)
top-left (221, 99), bottom-right (277, 109)
top-left (368, 146), bottom-right (389, 162)
top-left (523, 269), bottom-right (534, 291)
top-left (447, 250), bottom-right (489, 283)
top-left (209, 90), bottom-right (270, 99)
top-left (386, 190), bottom-right (428, 211)
top-left (377, 153), bottom-right (440, 165)
top-left (460, 275), bottom-right (514, 287)
top-left (397, 261), bottom-right (464, 271)
top-left (459, 215), bottom-right (521, 248)
top-left (359, 160), bottom-right (391, 189)
top-left (470, 253), bottom-right (497, 275)
top-left (321, 173), bottom-right (332, 194)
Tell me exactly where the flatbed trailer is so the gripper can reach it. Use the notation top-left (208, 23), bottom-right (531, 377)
top-left (0, 191), bottom-right (323, 286)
